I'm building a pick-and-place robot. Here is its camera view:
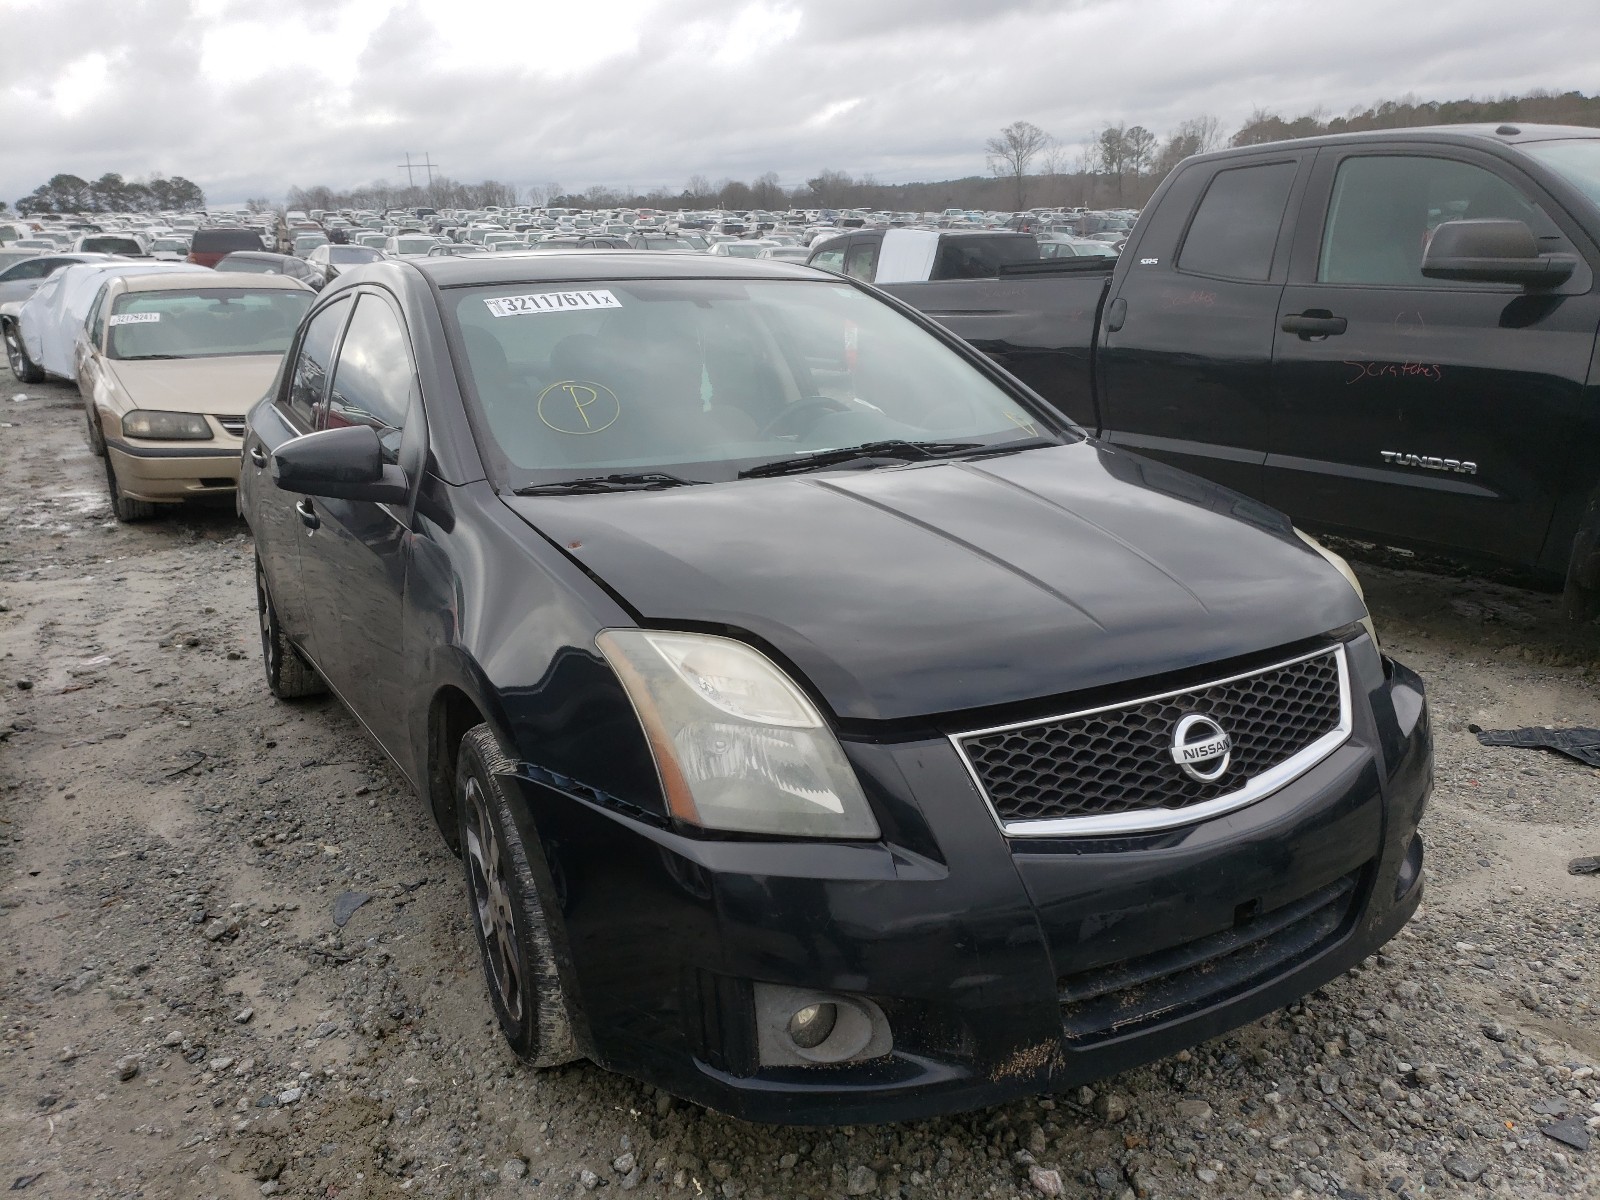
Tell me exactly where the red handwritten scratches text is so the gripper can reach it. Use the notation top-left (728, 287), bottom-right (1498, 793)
top-left (1343, 360), bottom-right (1443, 384)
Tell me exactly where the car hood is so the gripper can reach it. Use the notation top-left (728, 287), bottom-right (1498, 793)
top-left (107, 355), bottom-right (282, 416)
top-left (504, 443), bottom-right (1368, 722)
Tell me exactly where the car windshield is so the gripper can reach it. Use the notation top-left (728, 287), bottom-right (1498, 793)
top-left (1522, 138), bottom-right (1600, 207)
top-left (329, 246), bottom-right (381, 263)
top-left (82, 238), bottom-right (140, 253)
top-left (445, 277), bottom-right (1068, 487)
top-left (395, 238), bottom-right (434, 253)
top-left (107, 288), bottom-right (313, 360)
top-left (219, 257), bottom-right (280, 274)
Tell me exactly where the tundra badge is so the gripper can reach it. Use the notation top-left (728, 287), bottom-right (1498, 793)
top-left (1380, 451), bottom-right (1478, 475)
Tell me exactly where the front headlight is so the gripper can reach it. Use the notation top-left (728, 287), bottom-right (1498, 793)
top-left (1295, 529), bottom-right (1380, 652)
top-left (122, 410), bottom-right (213, 440)
top-left (598, 629), bottom-right (880, 839)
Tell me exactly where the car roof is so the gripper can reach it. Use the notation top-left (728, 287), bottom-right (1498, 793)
top-left (400, 251), bottom-right (823, 288)
top-left (1203, 122), bottom-right (1600, 160)
top-left (114, 271), bottom-right (311, 293)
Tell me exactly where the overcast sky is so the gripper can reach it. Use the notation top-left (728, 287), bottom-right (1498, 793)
top-left (2, 0), bottom-right (1594, 206)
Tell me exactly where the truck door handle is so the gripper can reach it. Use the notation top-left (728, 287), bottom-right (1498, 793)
top-left (249, 445), bottom-right (267, 468)
top-left (1281, 311), bottom-right (1348, 338)
top-left (1105, 297), bottom-right (1127, 333)
top-left (296, 498), bottom-right (320, 530)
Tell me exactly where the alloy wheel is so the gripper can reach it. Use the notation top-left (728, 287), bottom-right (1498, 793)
top-left (462, 776), bottom-right (526, 1024)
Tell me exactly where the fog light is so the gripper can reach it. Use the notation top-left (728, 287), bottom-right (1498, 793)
top-left (753, 983), bottom-right (892, 1067)
top-left (787, 1002), bottom-right (837, 1050)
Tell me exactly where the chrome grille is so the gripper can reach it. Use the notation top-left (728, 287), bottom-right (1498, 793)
top-left (954, 646), bottom-right (1350, 836)
top-left (215, 416), bottom-right (246, 437)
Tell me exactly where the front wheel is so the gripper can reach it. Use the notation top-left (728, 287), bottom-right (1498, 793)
top-left (1564, 486), bottom-right (1600, 622)
top-left (457, 724), bottom-right (581, 1069)
top-left (255, 554), bottom-right (324, 698)
top-left (5, 323), bottom-right (43, 384)
top-left (103, 453), bottom-right (157, 522)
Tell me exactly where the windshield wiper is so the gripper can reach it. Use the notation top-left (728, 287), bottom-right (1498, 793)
top-left (512, 471), bottom-right (703, 496)
top-left (738, 440), bottom-right (981, 479)
top-left (734, 437), bottom-right (1070, 479)
top-left (116, 353), bottom-right (185, 361)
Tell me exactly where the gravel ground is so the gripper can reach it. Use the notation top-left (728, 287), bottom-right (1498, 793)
top-left (0, 375), bottom-right (1596, 1200)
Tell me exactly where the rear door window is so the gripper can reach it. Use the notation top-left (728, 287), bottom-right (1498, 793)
top-left (1177, 161), bottom-right (1298, 281)
top-left (285, 298), bottom-right (350, 429)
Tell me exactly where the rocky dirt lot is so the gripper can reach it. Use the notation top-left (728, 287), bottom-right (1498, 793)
top-left (0, 375), bottom-right (1596, 1200)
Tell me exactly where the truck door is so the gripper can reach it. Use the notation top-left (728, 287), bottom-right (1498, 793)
top-left (1097, 153), bottom-right (1309, 498)
top-left (1264, 146), bottom-right (1599, 567)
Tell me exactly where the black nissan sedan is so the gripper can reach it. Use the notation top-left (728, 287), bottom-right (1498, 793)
top-left (240, 253), bottom-right (1431, 1125)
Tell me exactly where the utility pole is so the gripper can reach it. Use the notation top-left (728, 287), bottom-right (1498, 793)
top-left (398, 153), bottom-right (439, 191)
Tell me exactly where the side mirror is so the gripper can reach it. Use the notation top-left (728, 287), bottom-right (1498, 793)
top-left (270, 424), bottom-right (408, 504)
top-left (1421, 219), bottom-right (1576, 287)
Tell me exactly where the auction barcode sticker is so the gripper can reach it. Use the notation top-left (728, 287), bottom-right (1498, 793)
top-left (109, 312), bottom-right (162, 326)
top-left (484, 290), bottom-right (622, 318)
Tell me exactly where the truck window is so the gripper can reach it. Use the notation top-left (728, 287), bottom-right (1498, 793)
top-left (1176, 161), bottom-right (1297, 282)
top-left (1319, 156), bottom-right (1541, 287)
top-left (811, 248), bottom-right (846, 275)
top-left (843, 241), bottom-right (879, 283)
top-left (931, 235), bottom-right (1041, 280)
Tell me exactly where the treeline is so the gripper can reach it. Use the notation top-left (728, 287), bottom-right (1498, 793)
top-left (286, 177), bottom-right (519, 215)
top-left (279, 87), bottom-right (1598, 219)
top-left (1232, 89), bottom-right (1600, 146)
top-left (15, 172), bottom-right (205, 215)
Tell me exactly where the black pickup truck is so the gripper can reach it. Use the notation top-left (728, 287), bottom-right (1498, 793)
top-left (811, 126), bottom-right (1600, 612)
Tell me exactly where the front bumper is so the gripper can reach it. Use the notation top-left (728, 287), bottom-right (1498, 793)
top-left (511, 635), bottom-right (1430, 1125)
top-left (105, 439), bottom-right (241, 502)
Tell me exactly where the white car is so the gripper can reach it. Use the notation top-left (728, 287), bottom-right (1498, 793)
top-left (4, 261), bottom-right (205, 383)
top-left (706, 240), bottom-right (776, 259)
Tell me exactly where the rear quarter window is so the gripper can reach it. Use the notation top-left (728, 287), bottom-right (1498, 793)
top-left (1176, 161), bottom-right (1299, 282)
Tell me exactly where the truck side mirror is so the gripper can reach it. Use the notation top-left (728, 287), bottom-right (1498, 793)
top-left (1421, 219), bottom-right (1576, 288)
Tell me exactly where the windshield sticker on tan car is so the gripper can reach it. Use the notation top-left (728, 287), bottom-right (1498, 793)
top-left (484, 290), bottom-right (622, 318)
top-left (108, 312), bottom-right (162, 326)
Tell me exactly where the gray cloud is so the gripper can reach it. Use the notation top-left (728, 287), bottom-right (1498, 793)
top-left (1, 0), bottom-right (1591, 205)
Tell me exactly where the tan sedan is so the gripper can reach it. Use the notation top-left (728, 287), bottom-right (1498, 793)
top-left (75, 272), bottom-right (312, 520)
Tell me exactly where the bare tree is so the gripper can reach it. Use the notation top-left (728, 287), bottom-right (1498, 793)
top-left (1155, 115), bottom-right (1223, 176)
top-left (684, 174), bottom-right (713, 205)
top-left (806, 168), bottom-right (854, 208)
top-left (986, 120), bottom-right (1053, 210)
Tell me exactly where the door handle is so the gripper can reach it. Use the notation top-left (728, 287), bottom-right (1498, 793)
top-left (249, 445), bottom-right (267, 468)
top-left (296, 498), bottom-right (320, 530)
top-left (1104, 297), bottom-right (1127, 333)
top-left (1281, 311), bottom-right (1348, 338)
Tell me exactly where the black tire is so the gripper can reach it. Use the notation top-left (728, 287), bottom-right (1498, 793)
top-left (102, 453), bottom-right (158, 522)
top-left (457, 724), bottom-right (581, 1069)
top-left (1564, 487), bottom-right (1600, 622)
top-left (255, 554), bottom-right (325, 699)
top-left (85, 406), bottom-right (105, 457)
top-left (4, 322), bottom-right (44, 384)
